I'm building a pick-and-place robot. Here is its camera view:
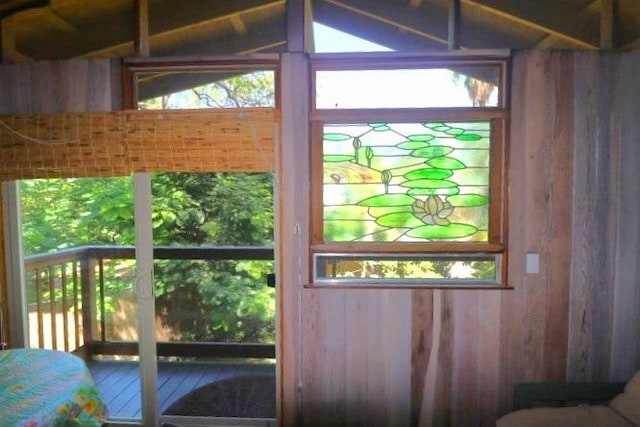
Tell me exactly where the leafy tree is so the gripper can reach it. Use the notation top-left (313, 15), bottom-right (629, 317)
top-left (21, 173), bottom-right (276, 344)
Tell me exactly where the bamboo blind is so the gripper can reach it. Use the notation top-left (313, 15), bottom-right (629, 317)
top-left (0, 109), bottom-right (278, 181)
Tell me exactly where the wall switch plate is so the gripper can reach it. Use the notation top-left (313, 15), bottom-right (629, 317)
top-left (526, 253), bottom-right (540, 274)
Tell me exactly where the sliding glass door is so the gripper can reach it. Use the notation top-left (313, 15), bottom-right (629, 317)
top-left (151, 172), bottom-right (276, 423)
top-left (15, 176), bottom-right (144, 423)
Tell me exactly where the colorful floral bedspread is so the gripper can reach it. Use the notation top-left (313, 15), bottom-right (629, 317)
top-left (0, 348), bottom-right (107, 426)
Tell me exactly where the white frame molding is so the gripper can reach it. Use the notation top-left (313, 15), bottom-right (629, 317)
top-left (1, 180), bottom-right (28, 348)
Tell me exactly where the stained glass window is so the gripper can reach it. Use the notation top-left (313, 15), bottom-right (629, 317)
top-left (322, 121), bottom-right (490, 243)
top-left (310, 55), bottom-right (509, 287)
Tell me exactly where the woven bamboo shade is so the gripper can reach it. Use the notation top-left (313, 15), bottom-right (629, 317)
top-left (0, 108), bottom-right (277, 181)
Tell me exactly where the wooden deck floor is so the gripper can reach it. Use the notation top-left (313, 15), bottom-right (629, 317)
top-left (87, 359), bottom-right (276, 420)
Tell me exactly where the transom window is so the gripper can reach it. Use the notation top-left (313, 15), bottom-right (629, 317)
top-left (310, 54), bottom-right (509, 287)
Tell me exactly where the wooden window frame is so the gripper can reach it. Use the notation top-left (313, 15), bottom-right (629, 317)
top-left (121, 55), bottom-right (281, 110)
top-left (309, 53), bottom-right (510, 288)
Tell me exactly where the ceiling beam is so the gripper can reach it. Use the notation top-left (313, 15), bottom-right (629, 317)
top-left (314, 0), bottom-right (442, 50)
top-left (229, 14), bottom-right (247, 35)
top-left (149, 0), bottom-right (284, 40)
top-left (16, 0), bottom-right (284, 59)
top-left (286, 0), bottom-right (304, 52)
top-left (462, 0), bottom-right (599, 49)
top-left (37, 9), bottom-right (77, 33)
top-left (134, 0), bottom-right (150, 56)
top-left (600, 0), bottom-right (617, 49)
top-left (448, 0), bottom-right (461, 50)
top-left (321, 0), bottom-right (448, 46)
top-left (317, 0), bottom-right (533, 51)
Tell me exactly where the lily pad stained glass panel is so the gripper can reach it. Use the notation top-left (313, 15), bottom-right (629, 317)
top-left (323, 121), bottom-right (491, 242)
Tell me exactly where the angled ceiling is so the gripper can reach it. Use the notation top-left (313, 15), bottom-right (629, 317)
top-left (1, 0), bottom-right (638, 63)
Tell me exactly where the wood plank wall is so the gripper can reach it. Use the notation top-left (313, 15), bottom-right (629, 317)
top-left (609, 51), bottom-right (640, 383)
top-left (568, 50), bottom-right (640, 383)
top-left (0, 59), bottom-right (121, 113)
top-left (294, 50), bottom-right (640, 426)
top-left (0, 59), bottom-right (120, 347)
top-left (1, 51), bottom-right (640, 424)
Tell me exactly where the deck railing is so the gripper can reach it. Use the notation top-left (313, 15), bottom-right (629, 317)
top-left (24, 245), bottom-right (275, 360)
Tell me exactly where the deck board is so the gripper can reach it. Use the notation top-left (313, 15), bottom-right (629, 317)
top-left (87, 359), bottom-right (276, 420)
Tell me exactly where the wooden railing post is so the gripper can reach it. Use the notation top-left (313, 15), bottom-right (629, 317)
top-left (80, 257), bottom-right (98, 357)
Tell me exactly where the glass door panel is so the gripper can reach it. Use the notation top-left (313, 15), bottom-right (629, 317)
top-left (19, 177), bottom-right (143, 422)
top-left (151, 172), bottom-right (276, 421)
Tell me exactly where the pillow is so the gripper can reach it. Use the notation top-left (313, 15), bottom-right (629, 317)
top-left (610, 372), bottom-right (640, 425)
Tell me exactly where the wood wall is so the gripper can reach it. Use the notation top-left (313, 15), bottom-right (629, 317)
top-left (1, 51), bottom-right (640, 425)
top-left (284, 50), bottom-right (640, 426)
top-left (0, 59), bottom-right (121, 114)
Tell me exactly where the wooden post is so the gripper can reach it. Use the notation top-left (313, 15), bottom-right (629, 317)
top-left (80, 257), bottom-right (97, 356)
top-left (448, 0), bottom-right (461, 50)
top-left (134, 0), bottom-right (150, 57)
top-left (286, 0), bottom-right (305, 53)
top-left (278, 51), bottom-right (310, 427)
top-left (600, 0), bottom-right (616, 49)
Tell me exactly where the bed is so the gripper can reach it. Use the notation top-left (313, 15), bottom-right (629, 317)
top-left (0, 348), bottom-right (107, 426)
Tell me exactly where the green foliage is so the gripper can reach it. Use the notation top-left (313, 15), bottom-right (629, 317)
top-left (20, 172), bottom-right (276, 344)
top-left (21, 177), bottom-right (134, 255)
top-left (138, 71), bottom-right (275, 110)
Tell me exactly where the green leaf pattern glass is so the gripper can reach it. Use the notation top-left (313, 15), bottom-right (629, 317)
top-left (323, 121), bottom-right (490, 242)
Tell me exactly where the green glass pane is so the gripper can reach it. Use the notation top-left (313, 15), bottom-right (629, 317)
top-left (401, 179), bottom-right (457, 189)
top-left (456, 133), bottom-right (483, 141)
top-left (406, 223), bottom-right (477, 239)
top-left (408, 134), bottom-right (436, 142)
top-left (369, 122), bottom-right (388, 128)
top-left (324, 133), bottom-right (352, 141)
top-left (376, 212), bottom-right (424, 228)
top-left (322, 121), bottom-right (492, 242)
top-left (408, 187), bottom-right (460, 196)
top-left (403, 168), bottom-right (453, 180)
top-left (426, 157), bottom-right (466, 170)
top-left (444, 128), bottom-right (465, 136)
top-left (397, 140), bottom-right (430, 150)
top-left (447, 194), bottom-right (489, 207)
top-left (358, 193), bottom-right (415, 207)
top-left (411, 146), bottom-right (454, 159)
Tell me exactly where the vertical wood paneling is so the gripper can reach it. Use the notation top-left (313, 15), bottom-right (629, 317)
top-left (302, 289), bottom-right (411, 426)
top-left (411, 290), bottom-right (433, 424)
top-left (610, 51), bottom-right (640, 382)
top-left (2, 51), bottom-right (640, 426)
top-left (567, 52), bottom-right (620, 382)
top-left (278, 52), bottom-right (310, 427)
top-left (499, 50), bottom-right (574, 414)
top-left (0, 59), bottom-right (120, 114)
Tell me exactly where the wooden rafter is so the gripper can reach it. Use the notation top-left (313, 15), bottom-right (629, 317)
top-left (23, 0), bottom-right (285, 59)
top-left (229, 14), bottom-right (248, 35)
top-left (321, 0), bottom-right (448, 46)
top-left (600, 0), bottom-right (616, 49)
top-left (38, 9), bottom-right (77, 34)
top-left (448, 0), bottom-right (461, 50)
top-left (462, 0), bottom-right (599, 49)
top-left (134, 0), bottom-right (149, 57)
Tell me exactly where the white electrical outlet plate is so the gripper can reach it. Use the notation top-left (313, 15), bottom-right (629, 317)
top-left (526, 253), bottom-right (540, 274)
